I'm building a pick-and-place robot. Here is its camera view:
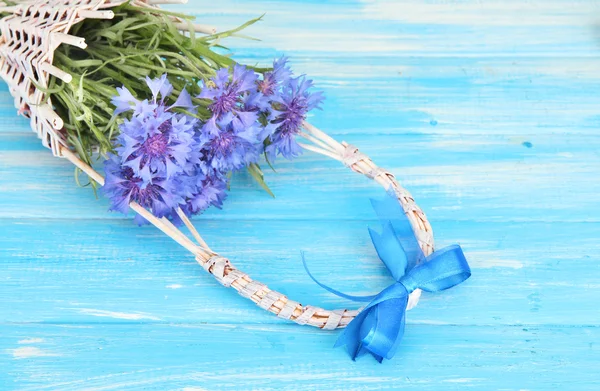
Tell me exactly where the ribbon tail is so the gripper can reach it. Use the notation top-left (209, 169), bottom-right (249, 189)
top-left (335, 284), bottom-right (410, 362)
top-left (384, 302), bottom-right (406, 360)
top-left (302, 252), bottom-right (376, 302)
top-left (373, 352), bottom-right (384, 364)
top-left (336, 308), bottom-right (381, 362)
top-left (360, 297), bottom-right (408, 361)
top-left (334, 310), bottom-right (369, 358)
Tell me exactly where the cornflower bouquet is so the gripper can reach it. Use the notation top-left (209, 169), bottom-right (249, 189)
top-left (19, 2), bottom-right (323, 224)
top-left (102, 56), bottom-right (322, 225)
top-left (0, 0), bottom-right (471, 362)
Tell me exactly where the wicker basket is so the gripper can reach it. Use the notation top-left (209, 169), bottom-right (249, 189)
top-left (0, 0), bottom-right (435, 329)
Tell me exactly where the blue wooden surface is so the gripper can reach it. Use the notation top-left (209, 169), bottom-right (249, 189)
top-left (2, 1), bottom-right (600, 389)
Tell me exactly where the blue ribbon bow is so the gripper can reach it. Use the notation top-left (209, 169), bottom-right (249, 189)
top-left (304, 190), bottom-right (471, 362)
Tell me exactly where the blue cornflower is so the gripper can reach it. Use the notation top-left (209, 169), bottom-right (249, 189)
top-left (103, 154), bottom-right (181, 225)
top-left (199, 112), bottom-right (261, 174)
top-left (181, 173), bottom-right (228, 216)
top-left (199, 65), bottom-right (266, 173)
top-left (257, 56), bottom-right (292, 98)
top-left (239, 57), bottom-right (293, 145)
top-left (112, 74), bottom-right (194, 116)
top-left (112, 76), bottom-right (199, 183)
top-left (199, 64), bottom-right (258, 121)
top-left (165, 168), bottom-right (227, 224)
top-left (103, 62), bottom-right (319, 225)
top-left (266, 76), bottom-right (324, 160)
top-left (105, 74), bottom-right (206, 223)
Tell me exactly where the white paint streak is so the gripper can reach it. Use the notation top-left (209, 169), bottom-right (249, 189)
top-left (443, 378), bottom-right (482, 383)
top-left (468, 252), bottom-right (524, 269)
top-left (402, 161), bottom-right (599, 191)
top-left (480, 259), bottom-right (524, 269)
top-left (360, 0), bottom-right (598, 26)
top-left (11, 346), bottom-right (58, 359)
top-left (78, 308), bottom-right (160, 321)
top-left (558, 152), bottom-right (574, 158)
top-left (166, 284), bottom-right (183, 289)
top-left (0, 151), bottom-right (62, 167)
top-left (18, 338), bottom-right (44, 344)
top-left (256, 32), bottom-right (419, 53)
top-left (428, 138), bottom-right (508, 150)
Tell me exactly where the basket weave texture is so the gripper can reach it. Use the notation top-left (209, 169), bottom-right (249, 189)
top-left (0, 0), bottom-right (435, 329)
top-left (0, 0), bottom-right (133, 156)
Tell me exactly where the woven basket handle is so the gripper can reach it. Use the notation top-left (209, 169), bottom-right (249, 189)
top-left (60, 121), bottom-right (435, 329)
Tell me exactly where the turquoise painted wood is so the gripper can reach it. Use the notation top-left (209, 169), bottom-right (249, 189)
top-left (2, 0), bottom-right (600, 389)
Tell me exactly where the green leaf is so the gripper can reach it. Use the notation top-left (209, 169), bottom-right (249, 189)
top-left (263, 151), bottom-right (277, 173)
top-left (247, 163), bottom-right (275, 198)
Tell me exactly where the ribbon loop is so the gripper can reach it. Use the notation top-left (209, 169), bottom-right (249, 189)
top-left (404, 244), bottom-right (471, 293)
top-left (368, 222), bottom-right (408, 281)
top-left (370, 190), bottom-right (424, 268)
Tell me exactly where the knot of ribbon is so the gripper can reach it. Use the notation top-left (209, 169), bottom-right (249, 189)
top-left (303, 190), bottom-right (471, 362)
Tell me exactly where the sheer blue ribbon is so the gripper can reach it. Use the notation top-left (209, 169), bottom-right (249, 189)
top-left (303, 190), bottom-right (471, 362)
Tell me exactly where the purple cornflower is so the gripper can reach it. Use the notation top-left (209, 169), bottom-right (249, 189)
top-left (257, 56), bottom-right (292, 97)
top-left (180, 173), bottom-right (228, 216)
top-left (199, 65), bottom-right (267, 173)
top-left (102, 60), bottom-right (321, 225)
top-left (105, 74), bottom-right (205, 223)
top-left (112, 74), bottom-right (193, 116)
top-left (199, 112), bottom-right (261, 174)
top-left (112, 75), bottom-right (199, 183)
top-left (252, 57), bottom-right (292, 126)
top-left (199, 65), bottom-right (258, 121)
top-left (239, 57), bottom-right (293, 145)
top-left (103, 154), bottom-right (180, 225)
top-left (164, 168), bottom-right (228, 225)
top-left (266, 76), bottom-right (324, 160)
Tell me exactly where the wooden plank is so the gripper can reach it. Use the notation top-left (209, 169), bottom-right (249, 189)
top-left (4, 53), bottom-right (600, 137)
top-left (1, 132), bottom-right (599, 223)
top-left (184, 1), bottom-right (600, 56)
top-left (0, 218), bottom-right (598, 326)
top-left (1, 323), bottom-right (599, 390)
